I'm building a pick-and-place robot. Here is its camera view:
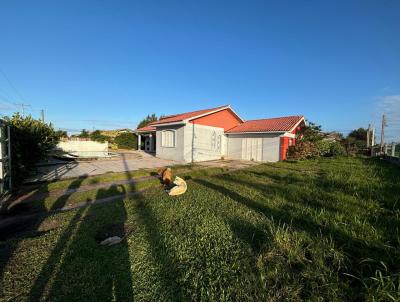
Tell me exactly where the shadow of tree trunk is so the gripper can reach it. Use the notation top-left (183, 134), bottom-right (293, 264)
top-left (0, 175), bottom-right (88, 292)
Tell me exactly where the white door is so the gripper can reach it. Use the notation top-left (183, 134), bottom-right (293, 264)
top-left (241, 138), bottom-right (262, 161)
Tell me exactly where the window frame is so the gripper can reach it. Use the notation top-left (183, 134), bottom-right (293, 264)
top-left (161, 129), bottom-right (176, 148)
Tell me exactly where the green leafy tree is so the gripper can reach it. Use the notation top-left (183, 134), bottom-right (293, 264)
top-left (55, 130), bottom-right (68, 139)
top-left (77, 129), bottom-right (90, 138)
top-left (347, 128), bottom-right (367, 141)
top-left (6, 113), bottom-right (59, 185)
top-left (344, 128), bottom-right (368, 154)
top-left (90, 130), bottom-right (108, 143)
top-left (114, 132), bottom-right (137, 149)
top-left (288, 121), bottom-right (346, 159)
top-left (137, 114), bottom-right (158, 129)
top-left (297, 121), bottom-right (323, 142)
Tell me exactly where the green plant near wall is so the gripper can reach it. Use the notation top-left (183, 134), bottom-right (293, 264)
top-left (90, 130), bottom-right (108, 143)
top-left (5, 113), bottom-right (59, 186)
top-left (114, 132), bottom-right (137, 149)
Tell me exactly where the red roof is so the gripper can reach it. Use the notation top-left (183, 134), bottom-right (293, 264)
top-left (136, 125), bottom-right (156, 132)
top-left (226, 116), bottom-right (304, 133)
top-left (149, 105), bottom-right (229, 126)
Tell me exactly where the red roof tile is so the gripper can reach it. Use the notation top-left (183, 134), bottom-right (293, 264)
top-left (149, 105), bottom-right (229, 125)
top-left (136, 125), bottom-right (156, 132)
top-left (226, 116), bottom-right (304, 133)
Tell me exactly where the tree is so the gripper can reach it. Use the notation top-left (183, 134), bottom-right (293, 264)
top-left (55, 130), bottom-right (68, 139)
top-left (347, 128), bottom-right (367, 142)
top-left (114, 132), bottom-right (137, 149)
top-left (344, 128), bottom-right (368, 154)
top-left (137, 114), bottom-right (158, 129)
top-left (296, 121), bottom-right (323, 142)
top-left (90, 130), bottom-right (108, 143)
top-left (6, 113), bottom-right (59, 185)
top-left (77, 129), bottom-right (90, 138)
top-left (288, 120), bottom-right (346, 159)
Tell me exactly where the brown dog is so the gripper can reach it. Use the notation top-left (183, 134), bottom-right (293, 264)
top-left (157, 167), bottom-right (173, 186)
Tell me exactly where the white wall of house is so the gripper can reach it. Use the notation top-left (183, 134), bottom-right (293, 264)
top-left (183, 123), bottom-right (225, 162)
top-left (154, 124), bottom-right (282, 163)
top-left (226, 133), bottom-right (281, 162)
top-left (155, 125), bottom-right (186, 162)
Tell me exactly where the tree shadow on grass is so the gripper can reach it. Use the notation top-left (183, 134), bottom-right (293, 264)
top-left (31, 185), bottom-right (135, 301)
top-left (193, 178), bottom-right (400, 299)
top-left (121, 154), bottom-right (182, 300)
top-left (0, 175), bottom-right (88, 290)
top-left (26, 154), bottom-right (183, 301)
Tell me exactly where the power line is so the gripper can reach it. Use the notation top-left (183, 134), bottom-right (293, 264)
top-left (13, 102), bottom-right (31, 116)
top-left (0, 67), bottom-right (26, 102)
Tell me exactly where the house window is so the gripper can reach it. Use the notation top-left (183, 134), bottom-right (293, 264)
top-left (161, 130), bottom-right (175, 147)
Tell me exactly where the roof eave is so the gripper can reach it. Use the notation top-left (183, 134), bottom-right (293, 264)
top-left (152, 121), bottom-right (187, 127)
top-left (186, 105), bottom-right (229, 122)
top-left (288, 116), bottom-right (305, 132)
top-left (225, 131), bottom-right (287, 134)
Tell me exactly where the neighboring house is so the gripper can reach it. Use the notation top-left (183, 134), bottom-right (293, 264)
top-left (135, 105), bottom-right (304, 163)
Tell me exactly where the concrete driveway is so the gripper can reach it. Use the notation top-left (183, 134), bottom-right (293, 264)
top-left (26, 151), bottom-right (182, 182)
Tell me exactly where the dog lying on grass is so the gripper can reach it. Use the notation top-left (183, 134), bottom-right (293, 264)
top-left (157, 167), bottom-right (173, 186)
top-left (157, 168), bottom-right (187, 196)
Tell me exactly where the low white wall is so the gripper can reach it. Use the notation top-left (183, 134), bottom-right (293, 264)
top-left (57, 140), bottom-right (109, 157)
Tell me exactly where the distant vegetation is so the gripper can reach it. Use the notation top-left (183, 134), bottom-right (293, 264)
top-left (70, 129), bottom-right (137, 150)
top-left (343, 127), bottom-right (368, 155)
top-left (137, 113), bottom-right (158, 129)
top-left (114, 132), bottom-right (137, 150)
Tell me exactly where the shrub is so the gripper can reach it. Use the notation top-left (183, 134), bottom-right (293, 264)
top-left (288, 141), bottom-right (320, 160)
top-left (6, 113), bottom-right (59, 185)
top-left (114, 132), bottom-right (137, 149)
top-left (289, 140), bottom-right (346, 160)
top-left (329, 141), bottom-right (346, 156)
top-left (315, 140), bottom-right (331, 157)
top-left (90, 130), bottom-right (108, 143)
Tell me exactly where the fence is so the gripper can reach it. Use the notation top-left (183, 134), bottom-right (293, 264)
top-left (370, 143), bottom-right (397, 158)
top-left (0, 119), bottom-right (12, 195)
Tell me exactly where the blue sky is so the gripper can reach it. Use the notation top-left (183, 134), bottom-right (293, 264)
top-left (0, 1), bottom-right (399, 140)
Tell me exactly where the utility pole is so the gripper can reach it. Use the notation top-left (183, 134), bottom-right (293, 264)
top-left (371, 126), bottom-right (375, 146)
top-left (40, 109), bottom-right (45, 123)
top-left (13, 103), bottom-right (30, 116)
top-left (367, 124), bottom-right (371, 148)
top-left (380, 114), bottom-right (387, 151)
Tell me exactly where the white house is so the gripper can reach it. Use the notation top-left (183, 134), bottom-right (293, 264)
top-left (135, 105), bottom-right (304, 163)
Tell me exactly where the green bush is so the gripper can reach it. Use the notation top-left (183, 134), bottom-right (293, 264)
top-left (329, 141), bottom-right (346, 156)
top-left (289, 140), bottom-right (346, 160)
top-left (90, 130), bottom-right (108, 143)
top-left (288, 141), bottom-right (320, 160)
top-left (315, 140), bottom-right (331, 156)
top-left (114, 132), bottom-right (137, 149)
top-left (6, 113), bottom-right (59, 185)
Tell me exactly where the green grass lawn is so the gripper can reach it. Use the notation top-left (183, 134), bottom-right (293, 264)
top-left (1, 157), bottom-right (400, 301)
top-left (11, 166), bottom-right (231, 213)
